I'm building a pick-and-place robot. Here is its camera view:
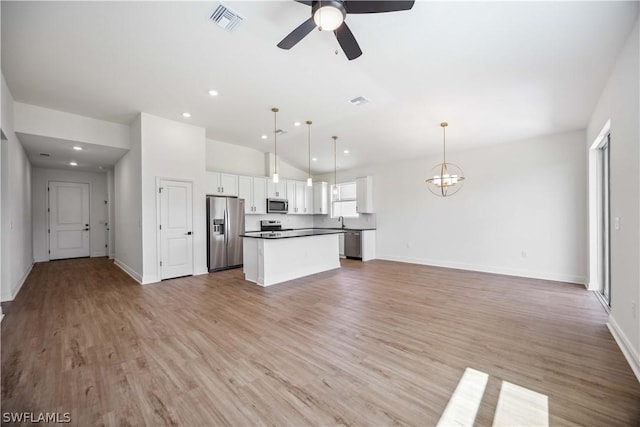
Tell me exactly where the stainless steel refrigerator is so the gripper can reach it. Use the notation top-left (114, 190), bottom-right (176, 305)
top-left (207, 196), bottom-right (245, 271)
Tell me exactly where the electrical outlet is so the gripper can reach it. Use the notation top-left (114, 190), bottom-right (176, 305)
top-left (614, 217), bottom-right (620, 230)
top-left (521, 250), bottom-right (528, 258)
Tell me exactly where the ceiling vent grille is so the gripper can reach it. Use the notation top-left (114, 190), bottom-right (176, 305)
top-left (39, 153), bottom-right (51, 157)
top-left (349, 96), bottom-right (370, 106)
top-left (210, 4), bottom-right (244, 33)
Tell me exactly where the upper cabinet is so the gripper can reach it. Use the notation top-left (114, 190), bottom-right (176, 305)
top-left (287, 180), bottom-right (314, 214)
top-left (267, 180), bottom-right (287, 199)
top-left (356, 176), bottom-right (374, 213)
top-left (238, 176), bottom-right (267, 214)
top-left (207, 172), bottom-right (238, 196)
top-left (313, 182), bottom-right (329, 215)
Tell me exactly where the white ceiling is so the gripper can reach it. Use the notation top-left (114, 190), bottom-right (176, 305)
top-left (2, 1), bottom-right (638, 174)
top-left (17, 133), bottom-right (128, 173)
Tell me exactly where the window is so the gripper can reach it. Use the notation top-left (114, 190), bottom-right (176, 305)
top-left (331, 182), bottom-right (359, 218)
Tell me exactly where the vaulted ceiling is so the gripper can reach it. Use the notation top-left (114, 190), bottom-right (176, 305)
top-left (2, 1), bottom-right (638, 173)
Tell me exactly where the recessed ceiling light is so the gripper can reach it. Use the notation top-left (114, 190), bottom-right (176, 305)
top-left (182, 112), bottom-right (191, 118)
top-left (312, 157), bottom-right (317, 161)
top-left (343, 149), bottom-right (350, 154)
top-left (69, 161), bottom-right (78, 166)
top-left (208, 90), bottom-right (219, 96)
top-left (73, 146), bottom-right (83, 151)
top-left (294, 122), bottom-right (301, 127)
top-left (261, 135), bottom-right (268, 140)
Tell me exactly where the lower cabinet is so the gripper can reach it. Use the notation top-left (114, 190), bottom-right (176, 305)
top-left (339, 233), bottom-right (345, 258)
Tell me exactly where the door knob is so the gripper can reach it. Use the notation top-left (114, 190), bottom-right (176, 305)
top-left (84, 228), bottom-right (90, 231)
top-left (185, 231), bottom-right (193, 235)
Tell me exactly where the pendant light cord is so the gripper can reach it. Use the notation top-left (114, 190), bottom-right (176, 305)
top-left (272, 107), bottom-right (279, 175)
top-left (307, 121), bottom-right (312, 181)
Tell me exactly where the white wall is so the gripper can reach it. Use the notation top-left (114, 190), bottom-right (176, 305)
top-left (114, 115), bottom-right (142, 281)
top-left (1, 74), bottom-right (33, 302)
top-left (318, 130), bottom-right (587, 284)
top-left (206, 138), bottom-right (308, 180)
top-left (206, 139), bottom-right (265, 176)
top-left (140, 113), bottom-right (207, 283)
top-left (107, 169), bottom-right (115, 258)
top-left (31, 168), bottom-right (108, 262)
top-left (587, 18), bottom-right (640, 377)
top-left (14, 102), bottom-right (130, 150)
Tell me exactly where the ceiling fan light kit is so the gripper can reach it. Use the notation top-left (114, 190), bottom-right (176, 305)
top-left (425, 122), bottom-right (466, 197)
top-left (313, 1), bottom-right (345, 31)
top-left (277, 0), bottom-right (415, 60)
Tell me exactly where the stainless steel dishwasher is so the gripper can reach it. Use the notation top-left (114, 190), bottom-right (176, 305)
top-left (344, 230), bottom-right (362, 259)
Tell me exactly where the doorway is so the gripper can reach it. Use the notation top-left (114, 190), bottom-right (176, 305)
top-left (49, 181), bottom-right (90, 260)
top-left (599, 136), bottom-right (611, 306)
top-left (158, 179), bottom-right (194, 280)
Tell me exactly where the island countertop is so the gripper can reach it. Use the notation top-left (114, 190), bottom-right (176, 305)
top-left (241, 229), bottom-right (344, 239)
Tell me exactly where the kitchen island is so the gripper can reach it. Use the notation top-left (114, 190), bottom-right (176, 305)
top-left (241, 229), bottom-right (343, 286)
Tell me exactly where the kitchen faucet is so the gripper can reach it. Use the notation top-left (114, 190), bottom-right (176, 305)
top-left (338, 216), bottom-right (345, 229)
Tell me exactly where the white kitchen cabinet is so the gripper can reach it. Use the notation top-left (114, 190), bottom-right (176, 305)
top-left (285, 180), bottom-right (314, 215)
top-left (361, 230), bottom-right (376, 261)
top-left (304, 182), bottom-right (314, 214)
top-left (207, 172), bottom-right (238, 196)
top-left (267, 180), bottom-right (287, 199)
top-left (238, 176), bottom-right (267, 214)
top-left (356, 176), bottom-right (374, 213)
top-left (313, 182), bottom-right (329, 215)
top-left (339, 233), bottom-right (345, 258)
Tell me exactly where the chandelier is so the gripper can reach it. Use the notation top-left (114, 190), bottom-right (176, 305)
top-left (425, 122), bottom-right (465, 197)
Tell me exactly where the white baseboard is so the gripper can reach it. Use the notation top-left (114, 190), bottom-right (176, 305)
top-left (1, 262), bottom-right (34, 302)
top-left (607, 315), bottom-right (640, 382)
top-left (376, 254), bottom-right (586, 285)
top-left (91, 250), bottom-right (107, 258)
top-left (114, 259), bottom-right (142, 284)
top-left (141, 275), bottom-right (160, 285)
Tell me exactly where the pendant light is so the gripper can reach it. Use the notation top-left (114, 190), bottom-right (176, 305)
top-left (271, 107), bottom-right (279, 183)
top-left (306, 121), bottom-right (313, 187)
top-left (332, 135), bottom-right (339, 196)
top-left (425, 122), bottom-right (465, 197)
top-left (307, 120), bottom-right (313, 187)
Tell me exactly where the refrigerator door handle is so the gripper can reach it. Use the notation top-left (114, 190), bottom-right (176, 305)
top-left (224, 208), bottom-right (229, 245)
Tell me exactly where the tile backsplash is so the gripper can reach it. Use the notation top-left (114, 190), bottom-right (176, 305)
top-left (313, 213), bottom-right (376, 229)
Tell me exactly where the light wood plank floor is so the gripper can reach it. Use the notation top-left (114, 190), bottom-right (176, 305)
top-left (2, 258), bottom-right (639, 426)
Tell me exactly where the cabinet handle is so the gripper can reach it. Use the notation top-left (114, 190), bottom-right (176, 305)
top-left (221, 187), bottom-right (224, 193)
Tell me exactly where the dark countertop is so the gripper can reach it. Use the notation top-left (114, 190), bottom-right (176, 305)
top-left (242, 229), bottom-right (344, 239)
top-left (317, 227), bottom-right (377, 231)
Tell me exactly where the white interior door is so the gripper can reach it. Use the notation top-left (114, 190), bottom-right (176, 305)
top-left (49, 181), bottom-right (90, 260)
top-left (159, 179), bottom-right (193, 280)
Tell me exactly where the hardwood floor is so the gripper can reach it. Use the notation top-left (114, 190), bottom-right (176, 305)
top-left (2, 257), bottom-right (639, 426)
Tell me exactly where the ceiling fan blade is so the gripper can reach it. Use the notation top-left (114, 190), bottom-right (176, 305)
top-left (294, 0), bottom-right (314, 5)
top-left (334, 23), bottom-right (362, 60)
top-left (344, 0), bottom-right (415, 14)
top-left (277, 17), bottom-right (317, 50)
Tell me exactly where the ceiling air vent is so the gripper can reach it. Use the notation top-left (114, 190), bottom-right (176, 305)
top-left (349, 96), bottom-right (370, 106)
top-left (275, 129), bottom-right (287, 136)
top-left (210, 4), bottom-right (244, 33)
top-left (39, 153), bottom-right (51, 157)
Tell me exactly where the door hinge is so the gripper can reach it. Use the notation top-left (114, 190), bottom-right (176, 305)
top-left (105, 244), bottom-right (108, 248)
top-left (159, 224), bottom-right (162, 230)
top-left (47, 208), bottom-right (50, 212)
top-left (104, 200), bottom-right (108, 204)
top-left (48, 229), bottom-right (50, 233)
top-left (47, 187), bottom-right (50, 192)
top-left (159, 187), bottom-right (163, 193)
top-left (160, 261), bottom-right (163, 266)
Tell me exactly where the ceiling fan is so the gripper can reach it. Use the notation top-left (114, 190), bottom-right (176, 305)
top-left (277, 0), bottom-right (415, 60)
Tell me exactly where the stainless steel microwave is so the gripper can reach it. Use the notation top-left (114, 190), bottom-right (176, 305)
top-left (267, 198), bottom-right (288, 213)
